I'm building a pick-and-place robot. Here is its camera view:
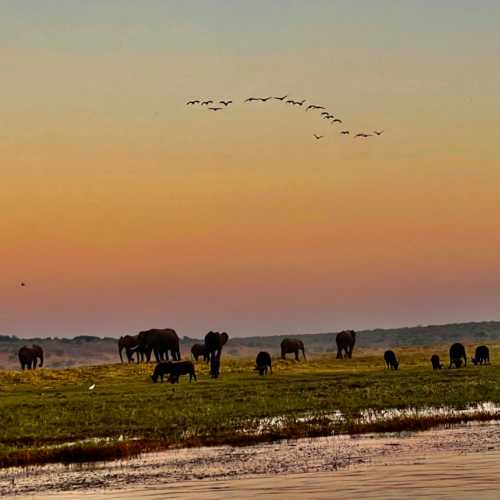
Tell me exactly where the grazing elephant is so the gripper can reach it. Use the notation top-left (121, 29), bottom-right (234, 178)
top-left (191, 343), bottom-right (209, 362)
top-left (255, 351), bottom-right (272, 376)
top-left (472, 345), bottom-right (490, 366)
top-left (204, 331), bottom-right (229, 378)
top-left (449, 343), bottom-right (467, 368)
top-left (431, 354), bottom-right (443, 370)
top-left (137, 328), bottom-right (181, 363)
top-left (118, 334), bottom-right (142, 363)
top-left (384, 350), bottom-right (399, 370)
top-left (280, 338), bottom-right (306, 361)
top-left (18, 345), bottom-right (44, 370)
top-left (336, 330), bottom-right (356, 359)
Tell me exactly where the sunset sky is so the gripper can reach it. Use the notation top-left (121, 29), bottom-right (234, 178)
top-left (1, 1), bottom-right (500, 338)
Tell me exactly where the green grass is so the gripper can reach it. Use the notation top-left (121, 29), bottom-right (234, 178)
top-left (1, 345), bottom-right (499, 468)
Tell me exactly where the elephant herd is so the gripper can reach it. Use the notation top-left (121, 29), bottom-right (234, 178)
top-left (383, 343), bottom-right (491, 371)
top-left (15, 330), bottom-right (491, 379)
top-left (118, 328), bottom-right (229, 378)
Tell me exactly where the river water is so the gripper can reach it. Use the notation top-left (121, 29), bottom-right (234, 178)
top-left (3, 422), bottom-right (500, 499)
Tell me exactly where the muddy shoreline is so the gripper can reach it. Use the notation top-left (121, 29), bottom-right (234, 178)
top-left (2, 421), bottom-right (500, 498)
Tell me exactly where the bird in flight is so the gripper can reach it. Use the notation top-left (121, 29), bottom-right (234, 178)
top-left (323, 114), bottom-right (334, 120)
top-left (286, 99), bottom-right (305, 106)
top-left (373, 130), bottom-right (384, 136)
top-left (331, 118), bottom-right (343, 124)
top-left (245, 97), bottom-right (260, 102)
top-left (20, 282), bottom-right (26, 287)
top-left (340, 130), bottom-right (350, 135)
top-left (355, 133), bottom-right (372, 138)
top-left (313, 134), bottom-right (324, 140)
top-left (201, 100), bottom-right (214, 106)
top-left (208, 107), bottom-right (223, 111)
top-left (273, 95), bottom-right (288, 101)
top-left (306, 104), bottom-right (325, 111)
top-left (186, 100), bottom-right (200, 106)
top-left (219, 100), bottom-right (232, 106)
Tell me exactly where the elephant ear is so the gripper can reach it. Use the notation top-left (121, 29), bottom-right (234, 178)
top-left (220, 332), bottom-right (229, 346)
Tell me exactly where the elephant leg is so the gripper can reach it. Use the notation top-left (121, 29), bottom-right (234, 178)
top-left (295, 350), bottom-right (299, 361)
top-left (336, 344), bottom-right (342, 359)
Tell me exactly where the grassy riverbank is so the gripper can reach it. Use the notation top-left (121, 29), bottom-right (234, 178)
top-left (1, 345), bottom-right (499, 468)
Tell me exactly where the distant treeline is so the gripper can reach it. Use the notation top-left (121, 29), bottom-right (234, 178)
top-left (2, 321), bottom-right (500, 351)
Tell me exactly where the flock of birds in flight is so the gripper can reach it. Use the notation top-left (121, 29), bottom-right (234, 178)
top-left (186, 95), bottom-right (384, 140)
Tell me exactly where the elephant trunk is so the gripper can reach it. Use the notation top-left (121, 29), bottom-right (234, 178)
top-left (38, 352), bottom-right (44, 367)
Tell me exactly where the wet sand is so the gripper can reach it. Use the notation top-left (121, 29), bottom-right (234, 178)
top-left (2, 422), bottom-right (500, 499)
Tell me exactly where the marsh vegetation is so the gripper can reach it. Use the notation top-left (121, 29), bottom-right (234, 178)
top-left (0, 345), bottom-right (499, 468)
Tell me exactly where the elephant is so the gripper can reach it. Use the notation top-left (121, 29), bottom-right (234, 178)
top-left (449, 343), bottom-right (467, 368)
top-left (118, 334), bottom-right (143, 363)
top-left (384, 350), bottom-right (399, 370)
top-left (336, 330), bottom-right (356, 359)
top-left (280, 338), bottom-right (306, 361)
top-left (255, 351), bottom-right (272, 376)
top-left (204, 331), bottom-right (229, 378)
top-left (136, 328), bottom-right (181, 363)
top-left (472, 345), bottom-right (490, 366)
top-left (18, 345), bottom-right (44, 370)
top-left (431, 354), bottom-right (443, 369)
top-left (191, 343), bottom-right (209, 362)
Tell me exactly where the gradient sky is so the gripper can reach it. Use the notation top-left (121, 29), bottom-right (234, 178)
top-left (1, 1), bottom-right (500, 338)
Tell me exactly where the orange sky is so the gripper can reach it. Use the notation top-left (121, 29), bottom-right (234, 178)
top-left (1, 2), bottom-right (500, 337)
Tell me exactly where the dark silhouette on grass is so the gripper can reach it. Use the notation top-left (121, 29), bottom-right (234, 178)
top-left (336, 330), bottom-right (356, 359)
top-left (449, 342), bottom-right (467, 368)
top-left (281, 338), bottom-right (306, 361)
top-left (255, 351), bottom-right (272, 375)
top-left (118, 334), bottom-right (142, 363)
top-left (204, 331), bottom-right (229, 378)
top-left (431, 354), bottom-right (443, 369)
top-left (472, 345), bottom-right (490, 365)
top-left (151, 361), bottom-right (197, 384)
top-left (18, 345), bottom-right (44, 370)
top-left (384, 350), bottom-right (399, 370)
top-left (136, 329), bottom-right (181, 363)
top-left (191, 343), bottom-right (209, 362)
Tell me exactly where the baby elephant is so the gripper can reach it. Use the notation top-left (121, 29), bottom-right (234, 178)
top-left (151, 361), bottom-right (197, 384)
top-left (472, 345), bottom-right (490, 366)
top-left (255, 351), bottom-right (272, 376)
top-left (431, 354), bottom-right (443, 370)
top-left (384, 350), bottom-right (399, 370)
